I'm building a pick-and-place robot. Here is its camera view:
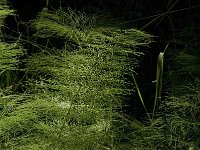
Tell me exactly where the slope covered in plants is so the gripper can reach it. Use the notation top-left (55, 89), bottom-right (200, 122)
top-left (0, 3), bottom-right (153, 149)
top-left (1, 1), bottom-right (199, 150)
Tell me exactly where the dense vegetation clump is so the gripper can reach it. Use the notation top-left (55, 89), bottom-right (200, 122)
top-left (0, 1), bottom-right (199, 150)
top-left (0, 4), bottom-right (153, 149)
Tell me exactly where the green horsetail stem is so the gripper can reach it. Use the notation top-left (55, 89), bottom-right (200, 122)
top-left (132, 74), bottom-right (151, 122)
top-left (152, 44), bottom-right (169, 119)
top-left (46, 0), bottom-right (49, 8)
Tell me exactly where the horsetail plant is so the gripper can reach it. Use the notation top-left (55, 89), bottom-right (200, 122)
top-left (132, 73), bottom-right (151, 122)
top-left (152, 43), bottom-right (168, 119)
top-left (0, 6), bottom-right (153, 149)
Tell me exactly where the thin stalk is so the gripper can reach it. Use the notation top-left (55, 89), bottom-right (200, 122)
top-left (132, 73), bottom-right (151, 122)
top-left (45, 0), bottom-right (49, 8)
top-left (152, 44), bottom-right (169, 119)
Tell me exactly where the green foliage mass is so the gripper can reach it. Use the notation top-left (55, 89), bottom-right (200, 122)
top-left (0, 43), bottom-right (24, 70)
top-left (165, 40), bottom-right (200, 149)
top-left (0, 5), bottom-right (153, 149)
top-left (0, 2), bottom-right (24, 89)
top-left (1, 1), bottom-right (199, 150)
top-left (0, 0), bottom-right (13, 26)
